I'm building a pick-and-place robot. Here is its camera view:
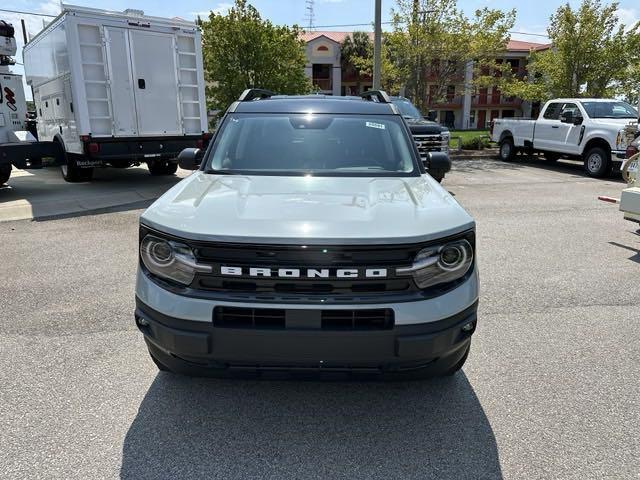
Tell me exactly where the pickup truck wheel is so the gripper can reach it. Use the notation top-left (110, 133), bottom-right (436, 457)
top-left (61, 157), bottom-right (94, 182)
top-left (498, 138), bottom-right (515, 161)
top-left (584, 147), bottom-right (610, 178)
top-left (0, 164), bottom-right (11, 185)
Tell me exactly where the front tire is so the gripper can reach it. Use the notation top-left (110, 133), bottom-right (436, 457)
top-left (498, 137), bottom-right (515, 161)
top-left (583, 146), bottom-right (610, 178)
top-left (0, 164), bottom-right (11, 185)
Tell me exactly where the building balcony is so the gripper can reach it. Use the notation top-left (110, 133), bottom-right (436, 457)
top-left (472, 95), bottom-right (522, 107)
top-left (427, 95), bottom-right (463, 109)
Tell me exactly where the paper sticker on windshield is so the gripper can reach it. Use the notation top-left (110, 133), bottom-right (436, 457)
top-left (366, 121), bottom-right (385, 130)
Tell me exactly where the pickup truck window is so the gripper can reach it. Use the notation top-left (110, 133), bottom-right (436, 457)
top-left (560, 103), bottom-right (579, 116)
top-left (205, 113), bottom-right (419, 176)
top-left (581, 101), bottom-right (637, 119)
top-left (392, 99), bottom-right (423, 120)
top-left (543, 103), bottom-right (562, 120)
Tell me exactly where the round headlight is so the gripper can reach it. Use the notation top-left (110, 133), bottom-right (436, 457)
top-left (396, 238), bottom-right (474, 289)
top-left (150, 241), bottom-right (173, 264)
top-left (439, 244), bottom-right (468, 271)
top-left (140, 235), bottom-right (211, 286)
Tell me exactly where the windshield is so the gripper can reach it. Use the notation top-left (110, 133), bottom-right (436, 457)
top-left (204, 113), bottom-right (418, 176)
top-left (581, 101), bottom-right (638, 119)
top-left (391, 99), bottom-right (423, 119)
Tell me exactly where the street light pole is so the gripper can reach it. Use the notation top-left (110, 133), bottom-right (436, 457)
top-left (373, 0), bottom-right (382, 90)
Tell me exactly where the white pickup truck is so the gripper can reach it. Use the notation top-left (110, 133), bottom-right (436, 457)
top-left (491, 98), bottom-right (638, 177)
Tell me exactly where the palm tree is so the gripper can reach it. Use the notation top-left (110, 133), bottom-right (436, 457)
top-left (340, 31), bottom-right (373, 94)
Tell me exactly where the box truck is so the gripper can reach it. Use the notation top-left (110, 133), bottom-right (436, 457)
top-left (22, 4), bottom-right (209, 182)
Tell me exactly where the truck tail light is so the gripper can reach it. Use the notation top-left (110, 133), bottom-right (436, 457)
top-left (88, 142), bottom-right (100, 154)
top-left (626, 145), bottom-right (639, 159)
top-left (196, 132), bottom-right (211, 149)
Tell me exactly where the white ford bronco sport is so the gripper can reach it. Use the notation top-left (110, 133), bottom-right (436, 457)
top-left (135, 89), bottom-right (479, 379)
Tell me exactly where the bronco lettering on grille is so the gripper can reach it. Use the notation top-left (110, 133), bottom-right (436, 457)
top-left (220, 266), bottom-right (388, 278)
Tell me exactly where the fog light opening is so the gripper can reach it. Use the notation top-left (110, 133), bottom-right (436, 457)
top-left (461, 321), bottom-right (475, 333)
top-left (137, 317), bottom-right (150, 327)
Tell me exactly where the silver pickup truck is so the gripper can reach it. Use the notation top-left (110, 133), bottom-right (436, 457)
top-left (491, 98), bottom-right (638, 177)
top-left (134, 90), bottom-right (479, 379)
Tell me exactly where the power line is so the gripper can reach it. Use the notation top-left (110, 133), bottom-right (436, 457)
top-left (0, 8), bottom-right (56, 18)
top-left (312, 20), bottom-right (550, 38)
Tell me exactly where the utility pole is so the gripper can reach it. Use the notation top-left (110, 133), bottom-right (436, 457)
top-left (373, 0), bottom-right (382, 89)
top-left (305, 0), bottom-right (315, 31)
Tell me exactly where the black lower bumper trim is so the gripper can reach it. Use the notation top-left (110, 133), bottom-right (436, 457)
top-left (135, 298), bottom-right (477, 375)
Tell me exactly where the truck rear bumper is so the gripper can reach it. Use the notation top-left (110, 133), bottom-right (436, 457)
top-left (136, 298), bottom-right (477, 376)
top-left (85, 135), bottom-right (206, 163)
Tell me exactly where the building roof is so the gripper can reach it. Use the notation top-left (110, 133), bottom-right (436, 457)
top-left (506, 39), bottom-right (551, 52)
top-left (301, 30), bottom-right (550, 52)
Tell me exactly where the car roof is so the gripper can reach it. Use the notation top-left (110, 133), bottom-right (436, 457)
top-left (231, 95), bottom-right (399, 115)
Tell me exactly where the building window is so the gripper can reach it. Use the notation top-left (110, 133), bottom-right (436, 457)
top-left (446, 85), bottom-right (455, 101)
top-left (502, 110), bottom-right (515, 118)
top-left (470, 110), bottom-right (476, 127)
top-left (312, 64), bottom-right (332, 91)
top-left (317, 45), bottom-right (329, 52)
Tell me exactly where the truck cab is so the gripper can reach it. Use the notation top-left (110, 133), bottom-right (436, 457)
top-left (491, 98), bottom-right (638, 177)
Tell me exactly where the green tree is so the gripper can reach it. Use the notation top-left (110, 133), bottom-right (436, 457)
top-left (387, 0), bottom-right (515, 112)
top-left (339, 31), bottom-right (403, 94)
top-left (340, 31), bottom-right (373, 94)
top-left (506, 0), bottom-right (640, 101)
top-left (198, 0), bottom-right (311, 113)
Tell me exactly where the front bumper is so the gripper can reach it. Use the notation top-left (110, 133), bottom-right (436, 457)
top-left (135, 268), bottom-right (479, 375)
top-left (136, 298), bottom-right (476, 375)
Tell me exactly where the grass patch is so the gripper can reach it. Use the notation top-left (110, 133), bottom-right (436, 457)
top-left (449, 130), bottom-right (490, 149)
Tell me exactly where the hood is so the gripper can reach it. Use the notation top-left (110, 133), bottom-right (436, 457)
top-left (141, 172), bottom-right (474, 245)
top-left (588, 118), bottom-right (637, 128)
top-left (404, 118), bottom-right (448, 134)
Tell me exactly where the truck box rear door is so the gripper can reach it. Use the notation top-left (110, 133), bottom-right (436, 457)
top-left (104, 26), bottom-right (137, 136)
top-left (129, 30), bottom-right (181, 136)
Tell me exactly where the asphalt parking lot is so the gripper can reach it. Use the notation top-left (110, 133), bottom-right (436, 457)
top-left (1, 157), bottom-right (638, 479)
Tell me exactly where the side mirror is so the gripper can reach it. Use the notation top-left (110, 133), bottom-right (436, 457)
top-left (178, 148), bottom-right (203, 170)
top-left (560, 111), bottom-right (574, 124)
top-left (427, 111), bottom-right (437, 122)
top-left (573, 115), bottom-right (584, 125)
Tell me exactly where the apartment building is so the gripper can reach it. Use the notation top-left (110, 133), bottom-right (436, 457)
top-left (300, 31), bottom-right (550, 129)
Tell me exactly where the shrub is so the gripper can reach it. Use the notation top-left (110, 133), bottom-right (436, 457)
top-left (460, 136), bottom-right (490, 150)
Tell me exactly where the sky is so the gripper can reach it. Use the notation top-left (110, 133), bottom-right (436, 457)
top-left (2, 0), bottom-right (640, 99)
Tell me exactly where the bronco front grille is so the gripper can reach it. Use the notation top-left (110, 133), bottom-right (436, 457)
top-left (191, 243), bottom-right (424, 296)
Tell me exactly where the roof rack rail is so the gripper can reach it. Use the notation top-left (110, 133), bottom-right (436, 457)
top-left (360, 90), bottom-right (391, 103)
top-left (238, 88), bottom-right (277, 102)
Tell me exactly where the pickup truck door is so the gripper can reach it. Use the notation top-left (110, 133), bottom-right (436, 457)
top-left (558, 103), bottom-right (583, 155)
top-left (533, 102), bottom-right (562, 151)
